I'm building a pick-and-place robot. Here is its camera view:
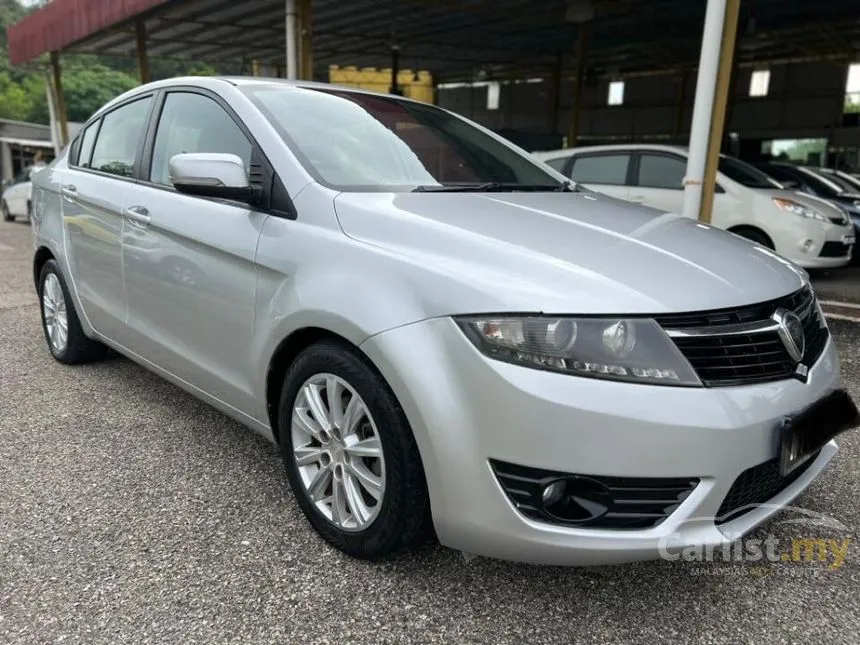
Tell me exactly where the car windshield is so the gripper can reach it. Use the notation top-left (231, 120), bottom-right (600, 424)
top-left (718, 156), bottom-right (782, 189)
top-left (243, 85), bottom-right (565, 192)
top-left (812, 169), bottom-right (860, 194)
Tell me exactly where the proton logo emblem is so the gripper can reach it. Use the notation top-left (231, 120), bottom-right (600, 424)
top-left (772, 308), bottom-right (805, 363)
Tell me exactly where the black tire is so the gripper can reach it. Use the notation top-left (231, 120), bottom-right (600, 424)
top-left (732, 227), bottom-right (774, 249)
top-left (2, 201), bottom-right (13, 222)
top-left (278, 341), bottom-right (432, 559)
top-left (38, 259), bottom-right (107, 364)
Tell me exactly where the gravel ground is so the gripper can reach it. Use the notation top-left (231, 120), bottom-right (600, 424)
top-left (811, 267), bottom-right (860, 304)
top-left (1, 219), bottom-right (859, 645)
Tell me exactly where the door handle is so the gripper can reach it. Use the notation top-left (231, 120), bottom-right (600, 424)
top-left (61, 184), bottom-right (77, 200)
top-left (124, 205), bottom-right (151, 226)
top-left (629, 194), bottom-right (646, 203)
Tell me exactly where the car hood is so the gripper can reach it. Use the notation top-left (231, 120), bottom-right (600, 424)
top-left (333, 191), bottom-right (806, 315)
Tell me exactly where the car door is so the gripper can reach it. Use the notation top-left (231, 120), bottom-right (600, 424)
top-left (565, 152), bottom-right (631, 201)
top-left (120, 89), bottom-right (268, 414)
top-left (62, 95), bottom-right (154, 339)
top-left (629, 151), bottom-right (687, 214)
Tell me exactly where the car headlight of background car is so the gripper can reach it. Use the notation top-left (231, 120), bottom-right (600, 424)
top-left (455, 316), bottom-right (701, 386)
top-left (772, 198), bottom-right (827, 222)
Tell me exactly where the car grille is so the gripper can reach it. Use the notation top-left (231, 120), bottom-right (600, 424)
top-left (491, 460), bottom-right (699, 530)
top-left (820, 241), bottom-right (851, 258)
top-left (715, 452), bottom-right (819, 524)
top-left (656, 287), bottom-right (829, 387)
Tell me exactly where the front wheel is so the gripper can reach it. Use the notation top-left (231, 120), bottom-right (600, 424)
top-left (278, 341), bottom-right (432, 559)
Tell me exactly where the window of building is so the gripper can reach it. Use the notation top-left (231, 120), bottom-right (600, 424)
top-left (486, 82), bottom-right (500, 110)
top-left (749, 69), bottom-right (770, 97)
top-left (845, 63), bottom-right (860, 114)
top-left (608, 81), bottom-right (625, 106)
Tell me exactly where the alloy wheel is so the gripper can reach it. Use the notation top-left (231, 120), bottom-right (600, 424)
top-left (290, 373), bottom-right (386, 532)
top-left (42, 273), bottom-right (68, 353)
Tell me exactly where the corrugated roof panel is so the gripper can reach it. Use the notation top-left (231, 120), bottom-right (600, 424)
top-left (7, 0), bottom-right (169, 65)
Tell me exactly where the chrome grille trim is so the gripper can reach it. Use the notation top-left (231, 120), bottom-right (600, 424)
top-left (655, 286), bottom-right (829, 387)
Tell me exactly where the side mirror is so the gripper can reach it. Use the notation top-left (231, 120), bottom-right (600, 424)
top-left (781, 179), bottom-right (800, 190)
top-left (169, 153), bottom-right (259, 203)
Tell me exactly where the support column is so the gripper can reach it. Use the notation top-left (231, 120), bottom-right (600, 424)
top-left (49, 52), bottom-right (68, 147)
top-left (1, 142), bottom-right (12, 182)
top-left (389, 45), bottom-right (401, 95)
top-left (682, 0), bottom-right (739, 223)
top-left (299, 0), bottom-right (313, 80)
top-left (674, 70), bottom-right (689, 137)
top-left (547, 52), bottom-right (562, 134)
top-left (285, 0), bottom-right (298, 80)
top-left (567, 24), bottom-right (588, 148)
top-left (700, 0), bottom-right (740, 224)
top-left (135, 20), bottom-right (150, 84)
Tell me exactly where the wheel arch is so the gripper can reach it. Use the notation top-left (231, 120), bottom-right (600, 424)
top-left (727, 224), bottom-right (775, 250)
top-left (265, 326), bottom-right (372, 443)
top-left (33, 246), bottom-right (55, 292)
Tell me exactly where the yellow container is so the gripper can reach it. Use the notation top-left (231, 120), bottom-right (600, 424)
top-left (328, 65), bottom-right (434, 104)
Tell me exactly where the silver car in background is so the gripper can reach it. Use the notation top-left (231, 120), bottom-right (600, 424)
top-left (30, 77), bottom-right (858, 565)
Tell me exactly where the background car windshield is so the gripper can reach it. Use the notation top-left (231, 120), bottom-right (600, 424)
top-left (815, 170), bottom-right (859, 194)
top-left (718, 156), bottom-right (782, 189)
top-left (246, 86), bottom-right (561, 191)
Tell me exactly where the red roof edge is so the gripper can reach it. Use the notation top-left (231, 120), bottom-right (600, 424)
top-left (7, 0), bottom-right (168, 65)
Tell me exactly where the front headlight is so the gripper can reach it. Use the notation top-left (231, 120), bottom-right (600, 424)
top-left (455, 316), bottom-right (701, 386)
top-left (772, 198), bottom-right (826, 222)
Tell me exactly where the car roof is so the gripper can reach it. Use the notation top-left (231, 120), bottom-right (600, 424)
top-left (533, 143), bottom-right (688, 159)
top-left (92, 75), bottom-right (432, 124)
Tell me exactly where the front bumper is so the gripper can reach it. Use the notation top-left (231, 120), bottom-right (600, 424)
top-left (361, 317), bottom-right (842, 566)
top-left (786, 222), bottom-right (853, 269)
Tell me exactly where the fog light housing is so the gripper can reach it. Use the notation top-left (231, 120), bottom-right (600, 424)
top-left (799, 239), bottom-right (814, 253)
top-left (541, 480), bottom-right (566, 507)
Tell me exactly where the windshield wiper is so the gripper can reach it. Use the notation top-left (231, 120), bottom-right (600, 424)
top-left (412, 181), bottom-right (577, 193)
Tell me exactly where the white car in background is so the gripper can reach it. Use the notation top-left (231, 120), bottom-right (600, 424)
top-left (533, 145), bottom-right (854, 269)
top-left (2, 163), bottom-right (46, 222)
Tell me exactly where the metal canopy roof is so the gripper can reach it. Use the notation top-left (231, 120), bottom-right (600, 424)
top-left (8, 0), bottom-right (860, 81)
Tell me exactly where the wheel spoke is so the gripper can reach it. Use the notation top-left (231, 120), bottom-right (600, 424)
top-left (326, 376), bottom-right (344, 429)
top-left (292, 408), bottom-right (326, 443)
top-left (331, 479), bottom-right (347, 526)
top-left (347, 461), bottom-right (383, 501)
top-left (344, 473), bottom-right (371, 524)
top-left (306, 465), bottom-right (332, 502)
top-left (304, 383), bottom-right (331, 431)
top-left (340, 396), bottom-right (364, 437)
top-left (345, 436), bottom-right (381, 459)
top-left (294, 444), bottom-right (325, 466)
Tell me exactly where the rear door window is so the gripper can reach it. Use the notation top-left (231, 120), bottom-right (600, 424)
top-left (74, 122), bottom-right (99, 168)
top-left (570, 154), bottom-right (630, 185)
top-left (636, 153), bottom-right (686, 189)
top-left (89, 97), bottom-right (153, 178)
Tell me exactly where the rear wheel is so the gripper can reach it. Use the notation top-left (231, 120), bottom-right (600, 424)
top-left (38, 260), bottom-right (107, 364)
top-left (278, 341), bottom-right (432, 559)
top-left (2, 201), bottom-right (13, 222)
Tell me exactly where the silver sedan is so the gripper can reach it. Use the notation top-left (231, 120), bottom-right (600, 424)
top-left (30, 76), bottom-right (857, 565)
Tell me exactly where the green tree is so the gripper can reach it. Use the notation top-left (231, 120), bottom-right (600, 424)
top-left (60, 64), bottom-right (138, 121)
